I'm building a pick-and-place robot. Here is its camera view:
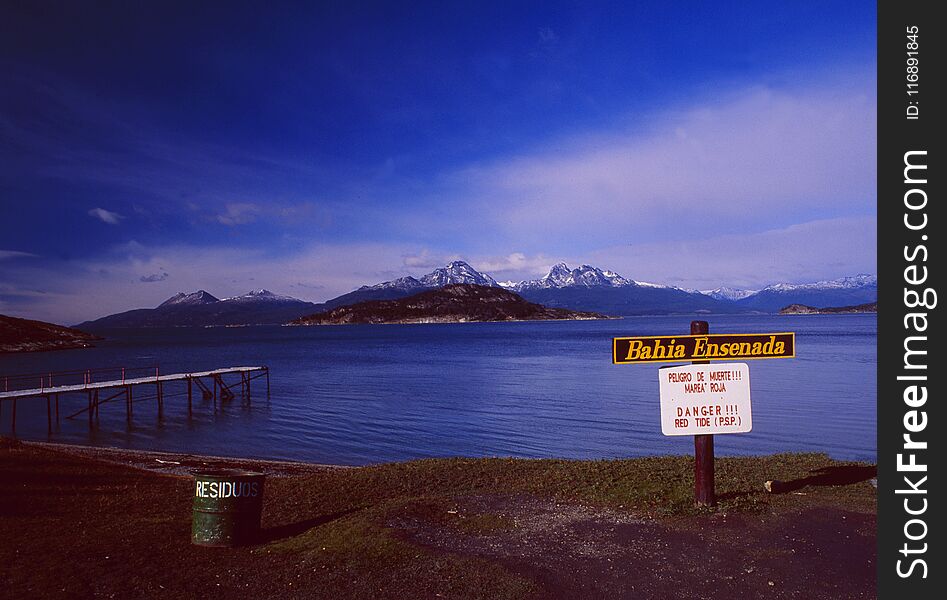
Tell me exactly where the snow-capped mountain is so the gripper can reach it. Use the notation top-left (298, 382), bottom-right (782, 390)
top-left (496, 264), bottom-right (876, 315)
top-left (357, 276), bottom-right (425, 292)
top-left (222, 289), bottom-right (303, 303)
top-left (511, 263), bottom-right (629, 291)
top-left (158, 290), bottom-right (219, 307)
top-left (79, 259), bottom-right (879, 329)
top-left (700, 287), bottom-right (758, 302)
top-left (734, 274), bottom-right (877, 312)
top-left (506, 263), bottom-right (677, 292)
top-left (324, 260), bottom-right (731, 316)
top-left (419, 261), bottom-right (499, 288)
top-left (353, 262), bottom-right (496, 293)
top-left (78, 288), bottom-right (319, 328)
top-left (321, 261), bottom-right (498, 310)
top-left (510, 266), bottom-right (727, 315)
top-left (756, 274), bottom-right (877, 293)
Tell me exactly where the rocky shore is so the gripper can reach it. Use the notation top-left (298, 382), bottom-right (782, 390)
top-left (779, 302), bottom-right (877, 315)
top-left (0, 314), bottom-right (100, 353)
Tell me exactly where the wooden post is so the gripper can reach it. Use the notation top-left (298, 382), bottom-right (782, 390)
top-left (691, 320), bottom-right (716, 507)
top-left (88, 390), bottom-right (93, 426)
top-left (94, 390), bottom-right (99, 419)
top-left (157, 382), bottom-right (164, 419)
top-left (187, 377), bottom-right (193, 417)
top-left (11, 398), bottom-right (16, 431)
top-left (46, 395), bottom-right (52, 433)
top-left (55, 394), bottom-right (59, 423)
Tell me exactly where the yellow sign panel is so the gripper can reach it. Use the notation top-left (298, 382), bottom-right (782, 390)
top-left (612, 332), bottom-right (795, 364)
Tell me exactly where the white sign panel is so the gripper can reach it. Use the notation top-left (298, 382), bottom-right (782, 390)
top-left (658, 362), bottom-right (752, 436)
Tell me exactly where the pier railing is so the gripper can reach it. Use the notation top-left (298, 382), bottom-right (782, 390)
top-left (1, 365), bottom-right (270, 433)
top-left (1, 366), bottom-right (163, 394)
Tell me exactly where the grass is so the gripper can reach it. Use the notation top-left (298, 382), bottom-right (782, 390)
top-left (1, 440), bottom-right (876, 599)
top-left (257, 452), bottom-right (875, 590)
top-left (269, 452), bottom-right (875, 518)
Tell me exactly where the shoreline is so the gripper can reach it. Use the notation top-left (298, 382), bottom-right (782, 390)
top-left (52, 311), bottom-right (880, 334)
top-left (12, 438), bottom-right (349, 477)
top-left (10, 437), bottom-right (878, 476)
top-left (4, 434), bottom-right (880, 470)
top-left (287, 314), bottom-right (618, 326)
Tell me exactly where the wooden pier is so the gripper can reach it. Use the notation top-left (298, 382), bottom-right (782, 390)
top-left (0, 366), bottom-right (269, 432)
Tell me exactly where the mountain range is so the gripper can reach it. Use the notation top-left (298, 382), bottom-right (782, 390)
top-left (76, 261), bottom-right (877, 328)
top-left (77, 289), bottom-right (321, 329)
top-left (291, 283), bottom-right (605, 325)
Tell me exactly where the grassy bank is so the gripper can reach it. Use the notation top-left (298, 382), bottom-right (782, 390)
top-left (0, 439), bottom-right (876, 599)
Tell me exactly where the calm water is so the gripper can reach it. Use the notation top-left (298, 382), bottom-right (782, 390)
top-left (0, 315), bottom-right (876, 465)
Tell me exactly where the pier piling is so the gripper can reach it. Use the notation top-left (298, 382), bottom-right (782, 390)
top-left (0, 366), bottom-right (269, 432)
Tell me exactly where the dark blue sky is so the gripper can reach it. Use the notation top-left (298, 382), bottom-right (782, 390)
top-left (1, 1), bottom-right (876, 323)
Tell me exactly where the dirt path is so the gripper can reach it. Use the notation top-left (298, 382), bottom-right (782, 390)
top-left (391, 494), bottom-right (875, 599)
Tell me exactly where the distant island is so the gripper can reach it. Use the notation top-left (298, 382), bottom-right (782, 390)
top-left (1, 314), bottom-right (100, 353)
top-left (779, 302), bottom-right (877, 315)
top-left (291, 284), bottom-right (608, 325)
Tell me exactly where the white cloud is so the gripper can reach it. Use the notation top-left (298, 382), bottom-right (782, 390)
top-left (587, 216), bottom-right (877, 290)
top-left (216, 202), bottom-right (261, 226)
top-left (0, 250), bottom-right (37, 260)
top-left (88, 207), bottom-right (124, 225)
top-left (445, 72), bottom-right (875, 248)
top-left (468, 252), bottom-right (556, 280)
top-left (1, 242), bottom-right (444, 323)
top-left (401, 250), bottom-right (447, 269)
top-left (3, 67), bottom-right (877, 324)
top-left (538, 27), bottom-right (558, 44)
top-left (1, 215), bottom-right (875, 325)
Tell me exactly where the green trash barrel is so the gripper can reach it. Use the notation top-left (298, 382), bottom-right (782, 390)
top-left (192, 469), bottom-right (265, 547)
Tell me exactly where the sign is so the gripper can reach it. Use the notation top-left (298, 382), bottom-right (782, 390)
top-left (658, 362), bottom-right (751, 436)
top-left (613, 332), bottom-right (794, 364)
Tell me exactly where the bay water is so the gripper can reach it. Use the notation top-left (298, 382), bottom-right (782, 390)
top-left (0, 314), bottom-right (876, 465)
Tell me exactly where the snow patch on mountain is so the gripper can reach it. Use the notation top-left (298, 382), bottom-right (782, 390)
top-left (419, 261), bottom-right (499, 288)
top-left (757, 274), bottom-right (877, 293)
top-left (630, 280), bottom-right (671, 289)
top-left (700, 287), bottom-right (758, 301)
top-left (222, 289), bottom-right (304, 303)
top-left (158, 290), bottom-right (219, 308)
top-left (356, 261), bottom-right (499, 293)
top-left (359, 276), bottom-right (424, 292)
top-left (513, 263), bottom-right (632, 291)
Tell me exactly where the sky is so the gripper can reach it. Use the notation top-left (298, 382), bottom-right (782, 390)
top-left (0, 1), bottom-right (877, 324)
